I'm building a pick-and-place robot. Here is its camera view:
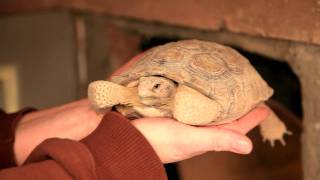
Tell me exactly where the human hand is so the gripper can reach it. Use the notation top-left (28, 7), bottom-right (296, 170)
top-left (14, 99), bottom-right (102, 165)
top-left (131, 106), bottom-right (270, 164)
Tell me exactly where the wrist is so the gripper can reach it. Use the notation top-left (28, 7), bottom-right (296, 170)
top-left (82, 112), bottom-right (166, 179)
top-left (14, 99), bottom-right (102, 165)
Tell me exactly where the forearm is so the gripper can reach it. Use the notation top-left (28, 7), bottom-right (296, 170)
top-left (14, 99), bottom-right (102, 165)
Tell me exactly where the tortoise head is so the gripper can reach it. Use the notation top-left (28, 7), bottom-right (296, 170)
top-left (137, 76), bottom-right (177, 106)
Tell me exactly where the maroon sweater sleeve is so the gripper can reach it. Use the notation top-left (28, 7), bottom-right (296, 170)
top-left (0, 112), bottom-right (167, 180)
top-left (0, 108), bottom-right (35, 168)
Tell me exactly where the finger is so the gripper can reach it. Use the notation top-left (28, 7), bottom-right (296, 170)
top-left (190, 127), bottom-right (253, 154)
top-left (108, 53), bottom-right (144, 79)
top-left (218, 105), bottom-right (270, 134)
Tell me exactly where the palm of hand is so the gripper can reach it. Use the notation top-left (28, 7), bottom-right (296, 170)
top-left (132, 106), bottom-right (269, 163)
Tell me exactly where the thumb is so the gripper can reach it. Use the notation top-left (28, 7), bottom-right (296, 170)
top-left (191, 127), bottom-right (253, 154)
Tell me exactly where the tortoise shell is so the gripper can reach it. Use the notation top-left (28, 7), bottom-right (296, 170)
top-left (111, 40), bottom-right (273, 121)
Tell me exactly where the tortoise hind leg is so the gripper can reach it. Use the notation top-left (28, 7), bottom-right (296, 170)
top-left (259, 110), bottom-right (292, 147)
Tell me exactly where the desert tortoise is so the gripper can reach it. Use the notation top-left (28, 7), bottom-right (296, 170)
top-left (88, 39), bottom-right (291, 146)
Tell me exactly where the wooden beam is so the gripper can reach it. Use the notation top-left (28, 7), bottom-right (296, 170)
top-left (1, 0), bottom-right (320, 45)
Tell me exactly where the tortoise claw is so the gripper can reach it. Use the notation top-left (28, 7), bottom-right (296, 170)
top-left (285, 130), bottom-right (293, 136)
top-left (279, 138), bottom-right (286, 146)
top-left (261, 129), bottom-right (291, 147)
top-left (264, 136), bottom-right (287, 147)
top-left (270, 140), bottom-right (275, 147)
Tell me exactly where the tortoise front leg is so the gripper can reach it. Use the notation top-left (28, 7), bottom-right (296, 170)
top-left (173, 85), bottom-right (223, 125)
top-left (88, 80), bottom-right (139, 109)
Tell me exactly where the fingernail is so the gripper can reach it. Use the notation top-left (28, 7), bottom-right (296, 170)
top-left (231, 139), bottom-right (252, 154)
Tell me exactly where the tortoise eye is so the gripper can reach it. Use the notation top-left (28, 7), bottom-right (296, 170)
top-left (153, 83), bottom-right (161, 89)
